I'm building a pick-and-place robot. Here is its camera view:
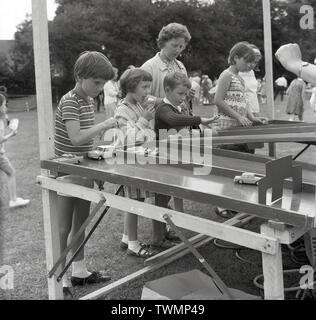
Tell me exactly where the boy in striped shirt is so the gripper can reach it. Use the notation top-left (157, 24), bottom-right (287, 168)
top-left (54, 51), bottom-right (117, 298)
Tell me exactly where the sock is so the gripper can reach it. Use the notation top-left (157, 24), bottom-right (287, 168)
top-left (72, 259), bottom-right (92, 278)
top-left (121, 234), bottom-right (128, 244)
top-left (128, 240), bottom-right (141, 253)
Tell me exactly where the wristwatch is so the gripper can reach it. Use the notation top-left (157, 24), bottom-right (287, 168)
top-left (298, 62), bottom-right (309, 78)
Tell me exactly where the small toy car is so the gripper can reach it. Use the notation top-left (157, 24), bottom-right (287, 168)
top-left (126, 146), bottom-right (159, 157)
top-left (234, 172), bottom-right (261, 185)
top-left (87, 145), bottom-right (115, 160)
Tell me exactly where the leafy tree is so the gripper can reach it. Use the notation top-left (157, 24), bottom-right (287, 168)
top-left (9, 0), bottom-right (316, 94)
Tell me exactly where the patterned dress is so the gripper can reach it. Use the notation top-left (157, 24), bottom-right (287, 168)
top-left (286, 78), bottom-right (305, 117)
top-left (215, 70), bottom-right (248, 129)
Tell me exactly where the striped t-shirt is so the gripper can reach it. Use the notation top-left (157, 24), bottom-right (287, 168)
top-left (54, 90), bottom-right (95, 156)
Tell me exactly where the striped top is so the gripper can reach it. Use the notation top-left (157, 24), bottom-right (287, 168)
top-left (54, 90), bottom-right (95, 156)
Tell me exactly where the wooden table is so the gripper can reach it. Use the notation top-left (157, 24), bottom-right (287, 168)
top-left (38, 146), bottom-right (316, 300)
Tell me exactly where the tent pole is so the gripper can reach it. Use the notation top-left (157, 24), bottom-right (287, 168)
top-left (32, 0), bottom-right (63, 299)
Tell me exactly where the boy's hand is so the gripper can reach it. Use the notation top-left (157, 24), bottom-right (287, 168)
top-left (103, 117), bottom-right (117, 129)
top-left (200, 115), bottom-right (219, 127)
top-left (142, 96), bottom-right (157, 110)
top-left (275, 43), bottom-right (302, 76)
top-left (237, 116), bottom-right (253, 127)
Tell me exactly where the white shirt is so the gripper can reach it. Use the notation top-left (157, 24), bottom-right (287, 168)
top-left (103, 80), bottom-right (119, 105)
top-left (163, 97), bottom-right (182, 113)
top-left (239, 70), bottom-right (260, 113)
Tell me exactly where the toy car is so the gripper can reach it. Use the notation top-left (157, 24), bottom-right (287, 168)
top-left (126, 146), bottom-right (159, 157)
top-left (234, 172), bottom-right (261, 185)
top-left (87, 145), bottom-right (115, 160)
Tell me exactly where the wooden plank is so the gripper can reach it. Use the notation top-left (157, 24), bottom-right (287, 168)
top-left (144, 213), bottom-right (253, 266)
top-left (218, 125), bottom-right (316, 136)
top-left (39, 162), bottom-right (314, 228)
top-left (79, 234), bottom-right (214, 300)
top-left (261, 223), bottom-right (285, 300)
top-left (211, 132), bottom-right (316, 145)
top-left (32, 0), bottom-right (63, 300)
top-left (37, 176), bottom-right (278, 254)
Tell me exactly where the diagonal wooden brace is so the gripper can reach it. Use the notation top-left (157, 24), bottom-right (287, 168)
top-left (163, 213), bottom-right (234, 300)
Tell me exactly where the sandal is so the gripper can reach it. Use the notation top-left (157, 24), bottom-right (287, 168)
top-left (150, 238), bottom-right (177, 250)
top-left (126, 246), bottom-right (157, 258)
top-left (164, 229), bottom-right (181, 242)
top-left (71, 271), bottom-right (111, 287)
top-left (214, 207), bottom-right (238, 219)
top-left (120, 241), bottom-right (148, 250)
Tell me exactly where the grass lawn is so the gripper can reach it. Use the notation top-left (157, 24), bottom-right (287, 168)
top-left (0, 95), bottom-right (315, 300)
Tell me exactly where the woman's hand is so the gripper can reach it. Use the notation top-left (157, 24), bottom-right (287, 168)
top-left (237, 116), bottom-right (253, 127)
top-left (275, 43), bottom-right (302, 76)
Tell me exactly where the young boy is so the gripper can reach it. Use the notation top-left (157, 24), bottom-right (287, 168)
top-left (155, 72), bottom-right (217, 139)
top-left (54, 51), bottom-right (117, 297)
top-left (152, 72), bottom-right (217, 249)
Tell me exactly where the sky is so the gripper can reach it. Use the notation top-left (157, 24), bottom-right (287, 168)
top-left (0, 0), bottom-right (58, 40)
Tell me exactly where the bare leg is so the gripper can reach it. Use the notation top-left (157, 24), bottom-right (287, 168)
top-left (7, 170), bottom-right (17, 201)
top-left (124, 212), bottom-right (138, 241)
top-left (71, 198), bottom-right (90, 262)
top-left (56, 195), bottom-right (75, 270)
top-left (2, 158), bottom-right (17, 201)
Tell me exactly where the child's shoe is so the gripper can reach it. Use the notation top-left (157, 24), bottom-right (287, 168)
top-left (9, 197), bottom-right (30, 208)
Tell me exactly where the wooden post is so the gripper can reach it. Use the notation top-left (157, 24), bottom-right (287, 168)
top-left (263, 0), bottom-right (276, 157)
top-left (261, 223), bottom-right (284, 300)
top-left (32, 0), bottom-right (63, 299)
top-left (262, 0), bottom-right (275, 120)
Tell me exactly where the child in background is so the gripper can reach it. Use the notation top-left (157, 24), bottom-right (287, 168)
top-left (214, 42), bottom-right (265, 153)
top-left (214, 42), bottom-right (266, 217)
top-left (153, 72), bottom-right (218, 249)
top-left (0, 94), bottom-right (30, 208)
top-left (103, 67), bottom-right (119, 118)
top-left (286, 77), bottom-right (306, 121)
top-left (54, 51), bottom-right (117, 297)
top-left (115, 68), bottom-right (157, 258)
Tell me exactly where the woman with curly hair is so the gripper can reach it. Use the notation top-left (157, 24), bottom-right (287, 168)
top-left (141, 23), bottom-right (195, 250)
